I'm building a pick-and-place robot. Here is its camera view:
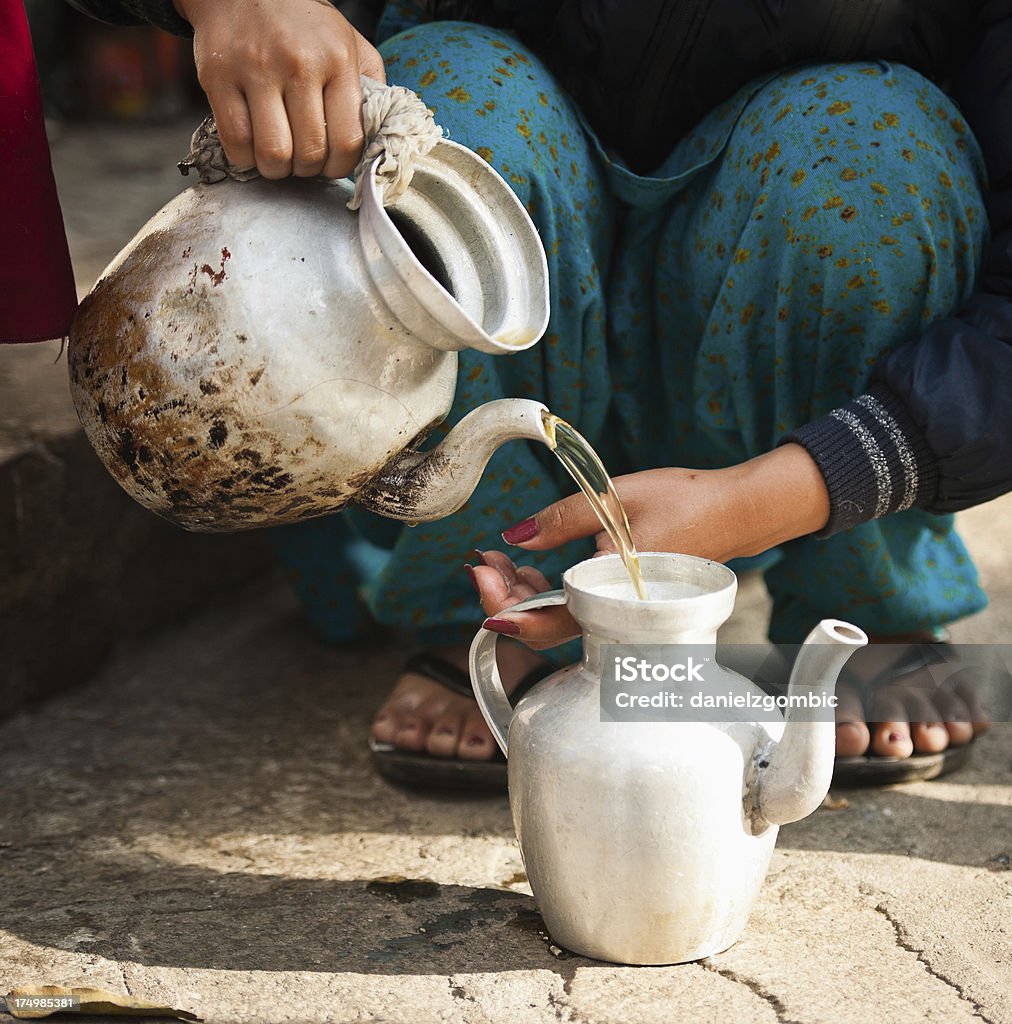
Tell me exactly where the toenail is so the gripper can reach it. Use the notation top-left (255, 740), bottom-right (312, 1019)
top-left (374, 713), bottom-right (388, 722)
top-left (436, 726), bottom-right (454, 735)
top-left (888, 731), bottom-right (903, 743)
top-left (466, 736), bottom-right (487, 747)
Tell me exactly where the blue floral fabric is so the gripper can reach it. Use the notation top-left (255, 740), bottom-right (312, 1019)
top-left (272, 8), bottom-right (989, 650)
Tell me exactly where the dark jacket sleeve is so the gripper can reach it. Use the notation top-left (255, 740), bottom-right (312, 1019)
top-left (65, 0), bottom-right (193, 35)
top-left (783, 0), bottom-right (1012, 535)
top-left (65, 0), bottom-right (389, 37)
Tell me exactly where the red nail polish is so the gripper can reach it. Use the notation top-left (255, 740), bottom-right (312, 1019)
top-left (483, 617), bottom-right (521, 636)
top-left (888, 731), bottom-right (904, 743)
top-left (466, 736), bottom-right (487, 747)
top-left (502, 517), bottom-right (539, 545)
top-left (464, 564), bottom-right (479, 592)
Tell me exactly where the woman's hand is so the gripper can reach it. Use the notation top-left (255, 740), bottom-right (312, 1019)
top-left (471, 444), bottom-right (830, 647)
top-left (173, 0), bottom-right (386, 179)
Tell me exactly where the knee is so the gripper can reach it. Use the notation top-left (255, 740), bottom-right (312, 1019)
top-left (729, 63), bottom-right (987, 303)
top-left (379, 21), bottom-right (554, 154)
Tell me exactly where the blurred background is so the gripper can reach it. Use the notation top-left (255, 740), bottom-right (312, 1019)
top-left (26, 0), bottom-right (201, 123)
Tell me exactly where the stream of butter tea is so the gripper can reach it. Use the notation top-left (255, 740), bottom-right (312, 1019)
top-left (542, 412), bottom-right (647, 599)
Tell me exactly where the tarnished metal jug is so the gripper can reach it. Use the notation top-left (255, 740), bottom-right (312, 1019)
top-left (68, 139), bottom-right (550, 531)
top-left (469, 553), bottom-right (868, 965)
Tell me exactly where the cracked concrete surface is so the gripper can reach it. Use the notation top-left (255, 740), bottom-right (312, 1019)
top-left (0, 573), bottom-right (1009, 1024)
top-left (1, 118), bottom-right (1009, 1023)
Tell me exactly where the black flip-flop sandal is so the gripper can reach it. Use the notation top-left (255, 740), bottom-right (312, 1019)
top-left (832, 642), bottom-right (976, 787)
top-left (368, 650), bottom-right (553, 792)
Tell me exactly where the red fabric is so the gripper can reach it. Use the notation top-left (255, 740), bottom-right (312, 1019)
top-left (1, 0), bottom-right (78, 343)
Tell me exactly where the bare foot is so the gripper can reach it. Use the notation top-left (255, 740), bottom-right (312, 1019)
top-left (835, 634), bottom-right (991, 758)
top-left (370, 640), bottom-right (548, 761)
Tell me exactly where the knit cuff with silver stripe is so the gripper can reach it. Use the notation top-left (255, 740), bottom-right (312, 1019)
top-left (779, 382), bottom-right (939, 538)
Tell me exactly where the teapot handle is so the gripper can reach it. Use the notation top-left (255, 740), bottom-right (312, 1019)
top-left (468, 589), bottom-right (569, 756)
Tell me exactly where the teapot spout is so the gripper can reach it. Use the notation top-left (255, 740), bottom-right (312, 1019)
top-left (753, 619), bottom-right (868, 828)
top-left (356, 399), bottom-right (551, 521)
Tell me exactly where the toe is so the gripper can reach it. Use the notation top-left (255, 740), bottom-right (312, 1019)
top-left (909, 720), bottom-right (950, 753)
top-left (928, 688), bottom-right (974, 747)
top-left (370, 709), bottom-right (399, 744)
top-left (901, 689), bottom-right (949, 753)
top-left (458, 708), bottom-right (497, 761)
top-left (426, 710), bottom-right (465, 758)
top-left (955, 678), bottom-right (991, 735)
top-left (871, 721), bottom-right (914, 758)
top-left (943, 720), bottom-right (975, 746)
top-left (835, 686), bottom-right (871, 756)
top-left (395, 715), bottom-right (430, 752)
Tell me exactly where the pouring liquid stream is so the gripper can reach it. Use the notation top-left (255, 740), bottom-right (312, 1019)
top-left (542, 412), bottom-right (647, 600)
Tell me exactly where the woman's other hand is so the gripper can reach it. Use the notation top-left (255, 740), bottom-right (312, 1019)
top-left (473, 444), bottom-right (831, 647)
top-left (174, 0), bottom-right (386, 179)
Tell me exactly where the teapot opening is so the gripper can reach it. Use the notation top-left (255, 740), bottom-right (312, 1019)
top-left (387, 208), bottom-right (456, 299)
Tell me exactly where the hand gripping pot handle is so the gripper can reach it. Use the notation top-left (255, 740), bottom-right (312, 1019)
top-left (468, 589), bottom-right (568, 756)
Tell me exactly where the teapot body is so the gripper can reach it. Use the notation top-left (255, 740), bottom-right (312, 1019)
top-left (69, 140), bottom-right (549, 531)
top-left (508, 650), bottom-right (781, 965)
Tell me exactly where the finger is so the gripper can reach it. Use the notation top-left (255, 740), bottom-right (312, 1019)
top-left (472, 562), bottom-right (546, 616)
top-left (356, 33), bottom-right (386, 84)
top-left (592, 531), bottom-right (618, 556)
top-left (206, 85), bottom-right (256, 170)
top-left (502, 491), bottom-right (607, 550)
top-left (285, 81), bottom-right (329, 176)
top-left (481, 550), bottom-right (523, 590)
top-left (471, 564), bottom-right (513, 617)
top-left (482, 606), bottom-right (581, 651)
top-left (321, 73), bottom-right (365, 179)
top-left (245, 84), bottom-right (294, 178)
top-left (516, 564), bottom-right (553, 592)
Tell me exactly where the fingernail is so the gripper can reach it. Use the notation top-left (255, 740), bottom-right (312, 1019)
top-left (469, 549), bottom-right (488, 565)
top-left (483, 617), bottom-right (521, 636)
top-left (464, 564), bottom-right (479, 592)
top-left (502, 517), bottom-right (538, 545)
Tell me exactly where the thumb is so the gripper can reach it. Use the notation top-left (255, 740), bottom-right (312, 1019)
top-left (501, 492), bottom-right (604, 551)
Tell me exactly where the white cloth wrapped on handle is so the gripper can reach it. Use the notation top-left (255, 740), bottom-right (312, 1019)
top-left (178, 76), bottom-right (443, 210)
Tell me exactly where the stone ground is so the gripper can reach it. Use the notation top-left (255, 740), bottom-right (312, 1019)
top-left (0, 118), bottom-right (1009, 1024)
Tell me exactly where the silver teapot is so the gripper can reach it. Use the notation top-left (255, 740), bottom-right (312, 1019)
top-left (68, 139), bottom-right (550, 530)
top-left (470, 553), bottom-right (868, 965)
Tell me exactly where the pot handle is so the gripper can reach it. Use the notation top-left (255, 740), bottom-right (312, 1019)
top-left (468, 589), bottom-right (569, 756)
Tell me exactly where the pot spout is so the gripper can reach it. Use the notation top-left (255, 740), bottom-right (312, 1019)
top-left (753, 619), bottom-right (868, 828)
top-left (355, 399), bottom-right (551, 522)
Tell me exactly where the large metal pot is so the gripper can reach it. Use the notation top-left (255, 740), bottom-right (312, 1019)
top-left (69, 139), bottom-right (550, 531)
